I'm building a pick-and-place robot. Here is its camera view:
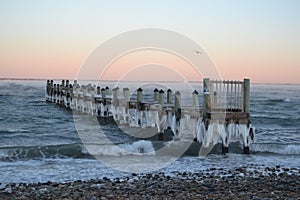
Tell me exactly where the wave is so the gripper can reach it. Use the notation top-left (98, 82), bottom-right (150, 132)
top-left (0, 143), bottom-right (90, 161)
top-left (250, 143), bottom-right (300, 155)
top-left (0, 140), bottom-right (156, 161)
top-left (266, 98), bottom-right (293, 103)
top-left (1, 140), bottom-right (299, 161)
top-left (84, 140), bottom-right (155, 156)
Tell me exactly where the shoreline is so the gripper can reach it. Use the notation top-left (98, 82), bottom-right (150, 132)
top-left (1, 166), bottom-right (299, 199)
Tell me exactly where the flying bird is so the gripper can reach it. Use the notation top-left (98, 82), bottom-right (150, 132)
top-left (194, 50), bottom-right (203, 54)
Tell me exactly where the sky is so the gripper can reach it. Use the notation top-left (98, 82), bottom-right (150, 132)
top-left (0, 0), bottom-right (299, 83)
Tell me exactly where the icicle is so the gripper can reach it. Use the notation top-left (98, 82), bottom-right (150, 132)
top-left (155, 111), bottom-right (160, 133)
top-left (159, 115), bottom-right (167, 132)
top-left (238, 124), bottom-right (255, 147)
top-left (144, 110), bottom-right (150, 127)
top-left (195, 117), bottom-right (202, 139)
top-left (171, 114), bottom-right (176, 137)
top-left (129, 109), bottom-right (136, 127)
top-left (219, 123), bottom-right (228, 147)
top-left (89, 101), bottom-right (94, 115)
top-left (119, 106), bottom-right (127, 124)
top-left (178, 116), bottom-right (186, 136)
top-left (167, 111), bottom-right (173, 129)
top-left (197, 121), bottom-right (206, 143)
top-left (183, 115), bottom-right (190, 130)
top-left (116, 106), bottom-right (121, 121)
top-left (148, 110), bottom-right (157, 127)
top-left (202, 122), bottom-right (221, 148)
top-left (189, 117), bottom-right (199, 139)
top-left (111, 105), bottom-right (117, 120)
top-left (227, 122), bottom-right (239, 141)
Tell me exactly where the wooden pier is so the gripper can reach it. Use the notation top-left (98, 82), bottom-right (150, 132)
top-left (46, 78), bottom-right (254, 154)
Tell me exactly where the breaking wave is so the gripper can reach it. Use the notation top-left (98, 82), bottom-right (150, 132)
top-left (251, 143), bottom-right (300, 155)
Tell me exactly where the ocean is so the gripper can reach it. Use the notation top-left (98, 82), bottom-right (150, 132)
top-left (0, 80), bottom-right (300, 185)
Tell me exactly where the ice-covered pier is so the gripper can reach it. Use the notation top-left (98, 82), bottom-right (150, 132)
top-left (46, 78), bottom-right (254, 154)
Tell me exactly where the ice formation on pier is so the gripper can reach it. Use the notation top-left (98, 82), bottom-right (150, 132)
top-left (46, 78), bottom-right (254, 156)
top-left (197, 121), bottom-right (255, 151)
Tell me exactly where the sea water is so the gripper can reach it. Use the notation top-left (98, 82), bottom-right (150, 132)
top-left (0, 80), bottom-right (300, 184)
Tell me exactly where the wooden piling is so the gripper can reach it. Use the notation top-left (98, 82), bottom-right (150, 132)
top-left (136, 88), bottom-right (143, 126)
top-left (123, 88), bottom-right (130, 123)
top-left (96, 86), bottom-right (101, 95)
top-left (137, 88), bottom-right (143, 103)
top-left (174, 91), bottom-right (181, 118)
top-left (105, 86), bottom-right (110, 96)
top-left (203, 78), bottom-right (211, 118)
top-left (167, 89), bottom-right (173, 104)
top-left (159, 89), bottom-right (164, 106)
top-left (154, 88), bottom-right (159, 102)
top-left (101, 88), bottom-right (106, 99)
top-left (192, 90), bottom-right (199, 107)
top-left (112, 87), bottom-right (119, 107)
top-left (74, 80), bottom-right (78, 88)
top-left (174, 91), bottom-right (181, 138)
top-left (243, 78), bottom-right (250, 114)
top-left (123, 88), bottom-right (130, 102)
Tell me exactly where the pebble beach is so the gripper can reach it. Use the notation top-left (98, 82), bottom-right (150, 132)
top-left (1, 166), bottom-right (299, 199)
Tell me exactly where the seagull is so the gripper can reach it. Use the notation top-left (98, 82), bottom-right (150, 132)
top-left (194, 50), bottom-right (203, 54)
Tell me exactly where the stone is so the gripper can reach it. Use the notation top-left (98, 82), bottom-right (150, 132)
top-left (4, 186), bottom-right (12, 194)
top-left (39, 187), bottom-right (48, 194)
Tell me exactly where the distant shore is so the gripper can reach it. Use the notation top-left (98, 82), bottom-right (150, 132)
top-left (1, 166), bottom-right (299, 199)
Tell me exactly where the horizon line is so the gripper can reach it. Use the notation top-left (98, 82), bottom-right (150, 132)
top-left (0, 77), bottom-right (300, 85)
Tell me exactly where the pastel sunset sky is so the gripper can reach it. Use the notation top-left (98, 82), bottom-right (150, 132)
top-left (0, 0), bottom-right (299, 83)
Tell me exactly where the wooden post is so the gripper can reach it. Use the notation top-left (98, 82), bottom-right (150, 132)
top-left (50, 80), bottom-right (54, 102)
top-left (203, 78), bottom-right (211, 118)
top-left (90, 86), bottom-right (96, 114)
top-left (123, 88), bottom-right (130, 102)
top-left (96, 86), bottom-right (101, 95)
top-left (192, 90), bottom-right (199, 107)
top-left (105, 86), bottom-right (110, 96)
top-left (167, 89), bottom-right (172, 104)
top-left (174, 91), bottom-right (181, 138)
top-left (174, 91), bottom-right (181, 117)
top-left (159, 89), bottom-right (164, 106)
top-left (95, 86), bottom-right (101, 116)
top-left (243, 78), bottom-right (250, 114)
top-left (82, 85), bottom-right (87, 112)
top-left (46, 80), bottom-right (50, 101)
top-left (123, 88), bottom-right (130, 123)
top-left (46, 80), bottom-right (49, 92)
top-left (153, 88), bottom-right (159, 102)
top-left (101, 88), bottom-right (106, 99)
top-left (73, 80), bottom-right (78, 88)
top-left (56, 84), bottom-right (60, 104)
top-left (136, 88), bottom-right (143, 126)
top-left (112, 87), bottom-right (119, 107)
top-left (174, 91), bottom-right (181, 110)
top-left (137, 88), bottom-right (143, 103)
top-left (53, 83), bottom-right (56, 103)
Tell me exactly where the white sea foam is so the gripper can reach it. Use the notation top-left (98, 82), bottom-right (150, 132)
top-left (85, 140), bottom-right (155, 156)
